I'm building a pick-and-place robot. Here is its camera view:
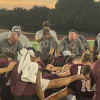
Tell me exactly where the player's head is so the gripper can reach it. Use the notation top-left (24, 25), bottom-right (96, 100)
top-left (82, 65), bottom-right (90, 80)
top-left (8, 32), bottom-right (18, 46)
top-left (42, 69), bottom-right (50, 76)
top-left (26, 47), bottom-right (37, 62)
top-left (72, 53), bottom-right (82, 64)
top-left (42, 29), bottom-right (51, 39)
top-left (44, 53), bottom-right (54, 64)
top-left (42, 21), bottom-right (51, 30)
top-left (35, 50), bottom-right (41, 61)
top-left (0, 54), bottom-right (8, 60)
top-left (68, 29), bottom-right (77, 42)
top-left (93, 55), bottom-right (98, 62)
top-left (81, 53), bottom-right (93, 64)
top-left (3, 52), bottom-right (15, 61)
top-left (54, 61), bottom-right (64, 67)
top-left (65, 56), bottom-right (74, 64)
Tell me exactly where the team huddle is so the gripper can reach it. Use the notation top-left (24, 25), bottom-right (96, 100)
top-left (0, 21), bottom-right (99, 100)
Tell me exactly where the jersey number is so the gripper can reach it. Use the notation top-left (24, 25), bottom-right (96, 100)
top-left (77, 66), bottom-right (86, 92)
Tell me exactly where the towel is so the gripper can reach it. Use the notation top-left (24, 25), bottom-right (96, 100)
top-left (18, 48), bottom-right (39, 83)
top-left (63, 50), bottom-right (71, 56)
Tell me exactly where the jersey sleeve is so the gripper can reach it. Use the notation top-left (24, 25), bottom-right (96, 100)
top-left (81, 36), bottom-right (89, 49)
top-left (50, 39), bottom-right (57, 49)
top-left (51, 30), bottom-right (58, 42)
top-left (35, 30), bottom-right (43, 39)
top-left (23, 35), bottom-right (32, 48)
top-left (41, 79), bottom-right (50, 91)
top-left (77, 38), bottom-right (85, 52)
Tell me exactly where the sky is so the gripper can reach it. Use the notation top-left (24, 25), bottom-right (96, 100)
top-left (95, 0), bottom-right (100, 1)
top-left (0, 0), bottom-right (57, 10)
top-left (0, 0), bottom-right (100, 10)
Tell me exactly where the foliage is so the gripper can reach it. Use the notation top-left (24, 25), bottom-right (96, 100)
top-left (0, 0), bottom-right (100, 36)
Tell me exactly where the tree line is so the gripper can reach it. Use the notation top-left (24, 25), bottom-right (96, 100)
top-left (0, 0), bottom-right (100, 36)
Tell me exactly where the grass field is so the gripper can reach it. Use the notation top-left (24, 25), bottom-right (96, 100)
top-left (30, 40), bottom-right (94, 50)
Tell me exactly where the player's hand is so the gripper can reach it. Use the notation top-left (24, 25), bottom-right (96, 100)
top-left (77, 74), bottom-right (85, 80)
top-left (62, 64), bottom-right (70, 72)
top-left (56, 52), bottom-right (61, 57)
top-left (83, 80), bottom-right (91, 90)
top-left (45, 64), bottom-right (54, 71)
top-left (7, 61), bottom-right (17, 71)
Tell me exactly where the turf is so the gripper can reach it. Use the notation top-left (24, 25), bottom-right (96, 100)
top-left (30, 40), bottom-right (94, 50)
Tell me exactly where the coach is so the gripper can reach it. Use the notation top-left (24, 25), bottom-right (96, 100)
top-left (57, 30), bottom-right (86, 56)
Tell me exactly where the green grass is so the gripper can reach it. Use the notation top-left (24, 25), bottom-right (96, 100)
top-left (88, 41), bottom-right (94, 48)
top-left (30, 40), bottom-right (94, 50)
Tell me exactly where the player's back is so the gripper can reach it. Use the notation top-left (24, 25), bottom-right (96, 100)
top-left (68, 64), bottom-right (84, 97)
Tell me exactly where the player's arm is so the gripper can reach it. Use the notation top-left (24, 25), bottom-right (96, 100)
top-left (0, 61), bottom-right (16, 75)
top-left (35, 70), bottom-right (44, 100)
top-left (46, 74), bottom-right (85, 89)
top-left (49, 48), bottom-right (55, 55)
top-left (50, 67), bottom-right (62, 72)
top-left (82, 36), bottom-right (92, 53)
top-left (56, 39), bottom-right (65, 56)
top-left (62, 64), bottom-right (70, 72)
top-left (56, 50), bottom-right (61, 56)
top-left (57, 70), bottom-right (71, 78)
top-left (49, 40), bottom-right (57, 55)
top-left (52, 31), bottom-right (59, 52)
top-left (46, 87), bottom-right (73, 100)
top-left (36, 37), bottom-right (43, 42)
top-left (93, 46), bottom-right (97, 53)
top-left (82, 50), bottom-right (86, 53)
top-left (35, 31), bottom-right (43, 42)
top-left (87, 45), bottom-right (93, 53)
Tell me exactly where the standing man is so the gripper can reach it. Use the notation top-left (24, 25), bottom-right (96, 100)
top-left (35, 21), bottom-right (58, 52)
top-left (0, 32), bottom-right (23, 60)
top-left (41, 29), bottom-right (57, 59)
top-left (57, 30), bottom-right (86, 56)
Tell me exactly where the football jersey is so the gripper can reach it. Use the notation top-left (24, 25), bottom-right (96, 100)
top-left (68, 64), bottom-right (94, 98)
top-left (43, 74), bottom-right (59, 98)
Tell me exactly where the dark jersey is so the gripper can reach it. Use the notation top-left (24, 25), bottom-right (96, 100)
top-left (68, 64), bottom-right (94, 98)
top-left (37, 61), bottom-right (45, 70)
top-left (90, 60), bottom-right (100, 100)
top-left (10, 62), bottom-right (37, 97)
top-left (43, 74), bottom-right (59, 98)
